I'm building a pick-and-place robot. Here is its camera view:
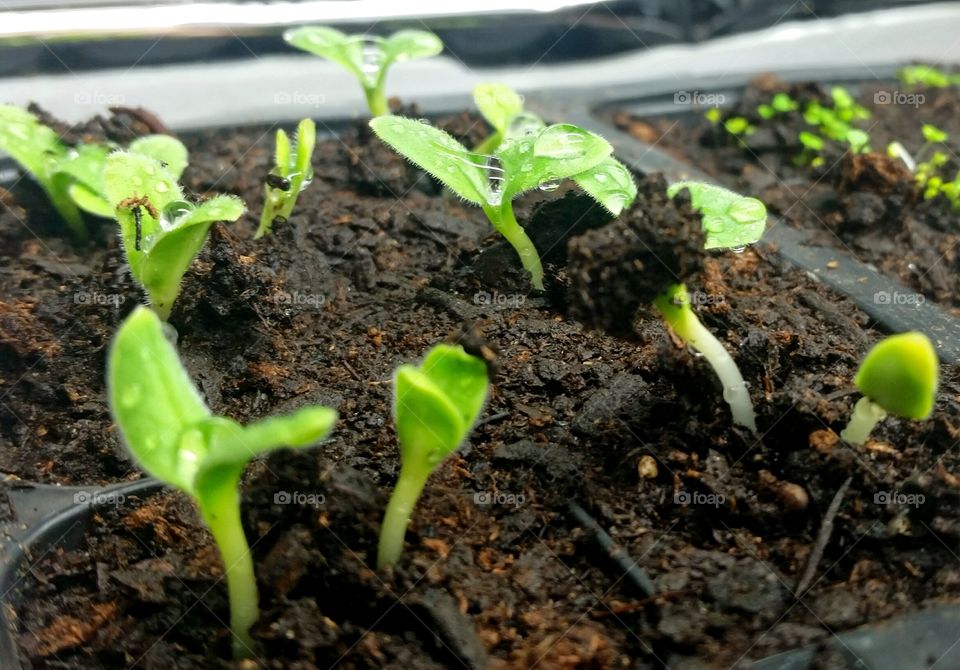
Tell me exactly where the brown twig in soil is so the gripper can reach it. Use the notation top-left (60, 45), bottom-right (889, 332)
top-left (566, 501), bottom-right (657, 599)
top-left (794, 475), bottom-right (853, 598)
top-left (475, 411), bottom-right (510, 428)
top-left (342, 358), bottom-right (364, 383)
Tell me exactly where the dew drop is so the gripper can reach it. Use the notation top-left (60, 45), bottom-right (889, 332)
top-left (161, 322), bottom-right (179, 346)
top-left (520, 162), bottom-right (534, 173)
top-left (722, 382), bottom-right (750, 404)
top-left (207, 207), bottom-right (222, 218)
top-left (730, 245), bottom-right (746, 253)
top-left (593, 173), bottom-right (608, 183)
top-left (120, 383), bottom-right (142, 408)
top-left (539, 176), bottom-right (561, 192)
top-left (144, 165), bottom-right (156, 176)
top-left (155, 182), bottom-right (169, 193)
top-left (7, 124), bottom-right (27, 140)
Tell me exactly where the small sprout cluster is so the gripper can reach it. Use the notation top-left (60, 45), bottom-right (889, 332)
top-left (109, 306), bottom-right (337, 657)
top-left (257, 118), bottom-right (316, 238)
top-left (378, 344), bottom-right (490, 568)
top-left (898, 64), bottom-right (960, 89)
top-left (104, 152), bottom-right (245, 319)
top-left (707, 86), bottom-right (871, 166)
top-left (655, 182), bottom-right (768, 433)
top-left (0, 104), bottom-right (187, 238)
top-left (840, 332), bottom-right (938, 445)
top-left (893, 124), bottom-right (960, 209)
top-left (284, 26), bottom-right (443, 116)
top-left (370, 114), bottom-right (636, 290)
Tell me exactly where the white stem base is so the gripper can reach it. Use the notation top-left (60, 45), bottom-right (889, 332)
top-left (840, 396), bottom-right (887, 445)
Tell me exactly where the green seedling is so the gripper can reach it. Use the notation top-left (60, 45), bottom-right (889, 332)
top-left (723, 116), bottom-right (755, 137)
top-left (370, 115), bottom-right (635, 290)
top-left (378, 344), bottom-right (489, 569)
top-left (108, 306), bottom-right (337, 657)
top-left (103, 151), bottom-right (245, 320)
top-left (895, 124), bottom-right (960, 209)
top-left (898, 64), bottom-right (960, 88)
top-left (840, 332), bottom-right (938, 445)
top-left (797, 87), bottom-right (871, 159)
top-left (0, 104), bottom-right (85, 237)
top-left (284, 26), bottom-right (443, 116)
top-left (0, 105), bottom-right (189, 238)
top-left (63, 134), bottom-right (189, 219)
top-left (655, 182), bottom-right (768, 433)
top-left (757, 92), bottom-right (799, 120)
top-left (256, 119), bottom-right (316, 238)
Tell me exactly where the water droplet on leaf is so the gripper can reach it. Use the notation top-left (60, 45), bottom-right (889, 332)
top-left (539, 176), bottom-right (561, 192)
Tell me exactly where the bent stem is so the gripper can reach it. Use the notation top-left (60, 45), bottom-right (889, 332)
top-left (483, 201), bottom-right (544, 290)
top-left (655, 284), bottom-right (757, 433)
top-left (840, 396), bottom-right (887, 445)
top-left (377, 462), bottom-right (431, 569)
top-left (198, 483), bottom-right (259, 658)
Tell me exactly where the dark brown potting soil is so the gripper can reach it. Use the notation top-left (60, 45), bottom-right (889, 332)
top-left (3, 108), bottom-right (959, 669)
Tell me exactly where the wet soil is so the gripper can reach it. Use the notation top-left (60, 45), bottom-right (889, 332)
top-left (3, 110), bottom-right (960, 669)
top-left (614, 76), bottom-right (960, 311)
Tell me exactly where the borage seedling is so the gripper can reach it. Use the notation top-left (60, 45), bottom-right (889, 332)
top-left (0, 104), bottom-right (188, 237)
top-left (108, 306), bottom-right (337, 657)
top-left (378, 344), bottom-right (489, 569)
top-left (898, 64), bottom-right (960, 89)
top-left (655, 181), bottom-right (768, 433)
top-left (104, 151), bottom-right (245, 319)
top-left (256, 118), bottom-right (315, 238)
top-left (840, 332), bottom-right (938, 445)
top-left (370, 116), bottom-right (636, 289)
top-left (284, 26), bottom-right (443, 116)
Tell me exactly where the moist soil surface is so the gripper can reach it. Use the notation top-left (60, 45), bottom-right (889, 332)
top-left (3, 109), bottom-right (960, 669)
top-left (614, 75), bottom-right (960, 311)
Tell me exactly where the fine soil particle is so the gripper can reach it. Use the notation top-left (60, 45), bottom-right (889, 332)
top-left (614, 75), bottom-right (960, 310)
top-left (4, 110), bottom-right (960, 668)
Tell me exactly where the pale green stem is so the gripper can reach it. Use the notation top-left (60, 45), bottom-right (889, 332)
top-left (473, 130), bottom-right (502, 156)
top-left (364, 83), bottom-right (390, 117)
top-left (483, 201), bottom-right (544, 291)
top-left (840, 396), bottom-right (887, 445)
top-left (655, 285), bottom-right (757, 433)
top-left (377, 462), bottom-right (431, 569)
top-left (48, 185), bottom-right (87, 241)
top-left (198, 485), bottom-right (259, 658)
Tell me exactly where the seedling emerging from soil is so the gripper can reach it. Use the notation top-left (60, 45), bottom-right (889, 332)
top-left (0, 105), bottom-right (190, 237)
top-left (64, 134), bottom-right (189, 219)
top-left (655, 182), bottom-right (768, 433)
top-left (370, 116), bottom-right (633, 289)
top-left (284, 26), bottom-right (443, 116)
top-left (256, 118), bottom-right (316, 238)
top-left (757, 92), bottom-right (799, 120)
top-left (840, 332), bottom-right (938, 445)
top-left (108, 306), bottom-right (337, 657)
top-left (104, 152), bottom-right (245, 319)
top-left (899, 64), bottom-right (960, 88)
top-left (378, 344), bottom-right (489, 569)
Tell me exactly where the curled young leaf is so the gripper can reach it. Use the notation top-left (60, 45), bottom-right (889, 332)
top-left (572, 156), bottom-right (637, 215)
